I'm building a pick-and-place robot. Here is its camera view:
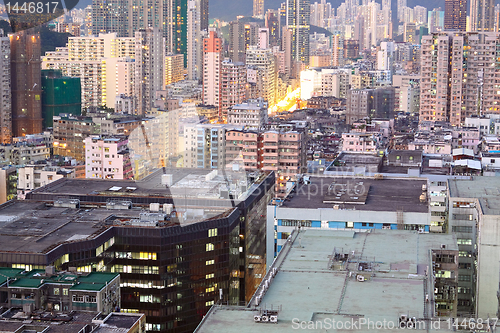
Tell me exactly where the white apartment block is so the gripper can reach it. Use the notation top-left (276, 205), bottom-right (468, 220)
top-left (84, 136), bottom-right (133, 180)
top-left (341, 132), bottom-right (377, 152)
top-left (227, 98), bottom-right (268, 128)
top-left (102, 57), bottom-right (135, 108)
top-left (420, 32), bottom-right (500, 126)
top-left (17, 165), bottom-right (67, 199)
top-left (183, 124), bottom-right (237, 169)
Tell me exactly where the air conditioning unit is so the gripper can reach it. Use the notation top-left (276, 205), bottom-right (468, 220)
top-left (357, 275), bottom-right (365, 282)
top-left (441, 244), bottom-right (446, 249)
top-left (254, 315), bottom-right (262, 322)
top-left (261, 316), bottom-right (269, 322)
top-left (270, 315), bottom-right (278, 323)
top-left (382, 225), bottom-right (391, 230)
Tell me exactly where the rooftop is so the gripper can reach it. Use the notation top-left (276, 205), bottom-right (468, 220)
top-left (0, 268), bottom-right (119, 292)
top-left (0, 311), bottom-right (142, 333)
top-left (196, 229), bottom-right (457, 332)
top-left (448, 176), bottom-right (500, 215)
top-left (283, 177), bottom-right (428, 212)
top-left (29, 167), bottom-right (267, 204)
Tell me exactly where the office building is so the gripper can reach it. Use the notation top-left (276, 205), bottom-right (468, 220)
top-left (286, 0), bottom-right (310, 63)
top-left (444, 0), bottom-right (467, 31)
top-left (41, 70), bottom-right (81, 129)
top-left (196, 229), bottom-right (459, 332)
top-left (203, 31), bottom-right (223, 115)
top-left (420, 32), bottom-right (500, 125)
top-left (0, 168), bottom-right (275, 331)
top-left (10, 29), bottom-right (43, 138)
top-left (448, 177), bottom-right (500, 316)
top-left (0, 34), bottom-right (10, 144)
top-left (135, 28), bottom-right (164, 115)
top-left (268, 177), bottom-right (432, 258)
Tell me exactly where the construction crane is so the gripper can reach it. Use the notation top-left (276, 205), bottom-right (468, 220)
top-left (140, 122), bottom-right (153, 163)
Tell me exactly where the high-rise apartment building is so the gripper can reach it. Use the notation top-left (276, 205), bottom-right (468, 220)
top-left (246, 46), bottom-right (277, 106)
top-left (41, 69), bottom-right (81, 129)
top-left (166, 0), bottom-right (189, 66)
top-left (428, 8), bottom-right (445, 33)
top-left (220, 59), bottom-right (246, 120)
top-left (404, 22), bottom-right (417, 42)
top-left (225, 129), bottom-right (305, 196)
top-left (286, 0), bottom-right (310, 63)
top-left (228, 21), bottom-right (246, 64)
top-left (200, 0), bottom-right (209, 31)
top-left (253, 0), bottom-right (265, 19)
top-left (266, 11), bottom-right (280, 47)
top-left (11, 29), bottom-right (43, 138)
top-left (187, 0), bottom-right (202, 80)
top-left (91, 0), bottom-right (129, 37)
top-left (470, 0), bottom-right (495, 32)
top-left (165, 54), bottom-right (185, 86)
top-left (183, 124), bottom-right (236, 169)
top-left (332, 34), bottom-right (344, 67)
top-left (134, 28), bottom-right (164, 115)
top-left (92, 0), bottom-right (189, 67)
top-left (420, 32), bottom-right (500, 126)
top-left (203, 31), bottom-right (223, 115)
top-left (444, 0), bottom-right (467, 31)
top-left (0, 33), bottom-right (11, 144)
top-left (42, 33), bottom-right (137, 111)
top-left (102, 57), bottom-right (135, 109)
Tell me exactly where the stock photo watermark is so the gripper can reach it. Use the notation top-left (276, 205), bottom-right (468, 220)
top-left (291, 317), bottom-right (498, 330)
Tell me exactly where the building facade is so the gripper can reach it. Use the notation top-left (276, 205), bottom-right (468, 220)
top-left (84, 136), bottom-right (133, 180)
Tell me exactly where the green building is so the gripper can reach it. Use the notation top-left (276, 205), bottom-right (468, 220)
top-left (41, 69), bottom-right (81, 129)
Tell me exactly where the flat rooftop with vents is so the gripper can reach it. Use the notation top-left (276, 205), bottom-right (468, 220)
top-left (195, 229), bottom-right (459, 333)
